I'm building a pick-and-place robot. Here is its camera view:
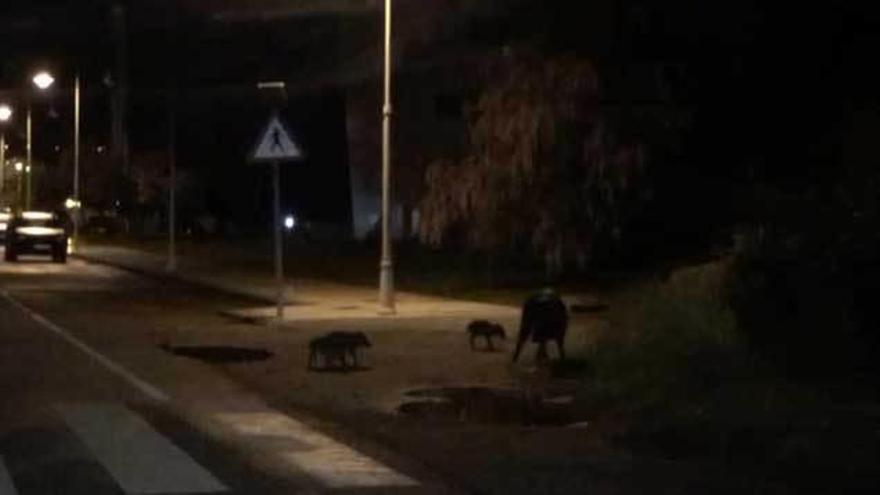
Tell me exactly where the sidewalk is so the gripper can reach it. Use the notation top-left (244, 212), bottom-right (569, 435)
top-left (74, 243), bottom-right (521, 325)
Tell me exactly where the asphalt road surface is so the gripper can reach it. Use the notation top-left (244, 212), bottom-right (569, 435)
top-left (0, 254), bottom-right (432, 495)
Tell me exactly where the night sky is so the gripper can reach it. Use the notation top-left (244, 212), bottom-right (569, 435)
top-left (0, 1), bottom-right (878, 232)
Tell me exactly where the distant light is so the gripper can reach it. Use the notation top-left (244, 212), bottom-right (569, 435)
top-left (16, 226), bottom-right (60, 236)
top-left (33, 71), bottom-right (55, 90)
top-left (25, 165), bottom-right (30, 173)
top-left (258, 81), bottom-right (286, 90)
top-left (0, 104), bottom-right (12, 122)
top-left (96, 145), bottom-right (105, 154)
top-left (54, 145), bottom-right (61, 152)
top-left (65, 198), bottom-right (82, 210)
top-left (284, 214), bottom-right (296, 230)
top-left (22, 211), bottom-right (53, 221)
top-left (14, 161), bottom-right (23, 172)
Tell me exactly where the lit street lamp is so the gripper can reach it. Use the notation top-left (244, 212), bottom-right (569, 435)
top-left (14, 161), bottom-right (24, 208)
top-left (33, 72), bottom-right (54, 90)
top-left (73, 74), bottom-right (81, 253)
top-left (23, 70), bottom-right (80, 251)
top-left (27, 71), bottom-right (55, 210)
top-left (0, 104), bottom-right (11, 200)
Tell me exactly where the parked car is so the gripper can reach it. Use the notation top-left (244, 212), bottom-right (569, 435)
top-left (4, 210), bottom-right (69, 263)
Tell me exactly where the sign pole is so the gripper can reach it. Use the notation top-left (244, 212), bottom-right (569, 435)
top-left (272, 160), bottom-right (284, 320)
top-left (250, 108), bottom-right (299, 322)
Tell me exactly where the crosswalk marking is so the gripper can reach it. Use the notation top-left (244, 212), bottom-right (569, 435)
top-left (57, 403), bottom-right (227, 494)
top-left (0, 457), bottom-right (18, 495)
top-left (214, 411), bottom-right (418, 489)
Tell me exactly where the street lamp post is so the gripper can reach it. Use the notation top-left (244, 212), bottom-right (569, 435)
top-left (0, 133), bottom-right (4, 198)
top-left (166, 87), bottom-right (177, 272)
top-left (378, 0), bottom-right (396, 314)
top-left (27, 71), bottom-right (55, 210)
top-left (72, 74), bottom-right (81, 253)
top-left (26, 103), bottom-right (32, 209)
top-left (14, 161), bottom-right (23, 208)
top-left (0, 104), bottom-right (11, 199)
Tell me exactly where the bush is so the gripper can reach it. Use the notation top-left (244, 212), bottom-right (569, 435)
top-left (725, 220), bottom-right (879, 378)
top-left (578, 262), bottom-right (750, 414)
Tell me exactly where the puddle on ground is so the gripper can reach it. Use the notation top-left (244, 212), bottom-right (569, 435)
top-left (398, 386), bottom-right (584, 426)
top-left (160, 344), bottom-right (273, 363)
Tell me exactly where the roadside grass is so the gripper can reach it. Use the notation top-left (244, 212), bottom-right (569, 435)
top-left (564, 260), bottom-right (880, 491)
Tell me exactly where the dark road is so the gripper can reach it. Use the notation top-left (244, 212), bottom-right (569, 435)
top-left (0, 256), bottom-right (429, 494)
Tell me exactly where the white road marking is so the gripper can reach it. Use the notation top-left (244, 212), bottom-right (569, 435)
top-left (0, 289), bottom-right (169, 402)
top-left (213, 411), bottom-right (418, 489)
top-left (58, 403), bottom-right (227, 494)
top-left (0, 457), bottom-right (19, 495)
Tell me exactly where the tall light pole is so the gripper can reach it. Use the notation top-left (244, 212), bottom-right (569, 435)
top-left (166, 88), bottom-right (177, 272)
top-left (0, 104), bottom-right (11, 199)
top-left (26, 103), bottom-right (31, 210)
top-left (14, 162), bottom-right (23, 208)
top-left (378, 0), bottom-right (396, 314)
top-left (28, 71), bottom-right (55, 210)
top-left (72, 74), bottom-right (81, 253)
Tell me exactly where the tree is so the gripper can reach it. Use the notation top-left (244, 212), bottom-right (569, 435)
top-left (419, 50), bottom-right (646, 276)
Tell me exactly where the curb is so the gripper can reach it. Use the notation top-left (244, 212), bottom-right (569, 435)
top-left (73, 252), bottom-right (277, 305)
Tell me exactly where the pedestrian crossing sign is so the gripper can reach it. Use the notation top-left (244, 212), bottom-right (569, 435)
top-left (250, 115), bottom-right (302, 162)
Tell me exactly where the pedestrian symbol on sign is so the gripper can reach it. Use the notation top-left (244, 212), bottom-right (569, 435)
top-left (271, 129), bottom-right (284, 152)
top-left (251, 116), bottom-right (302, 162)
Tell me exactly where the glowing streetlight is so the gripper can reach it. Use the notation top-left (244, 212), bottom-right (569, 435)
top-left (283, 214), bottom-right (296, 231)
top-left (14, 161), bottom-right (24, 209)
top-left (25, 70), bottom-right (55, 209)
top-left (0, 104), bottom-right (10, 199)
top-left (32, 72), bottom-right (55, 90)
